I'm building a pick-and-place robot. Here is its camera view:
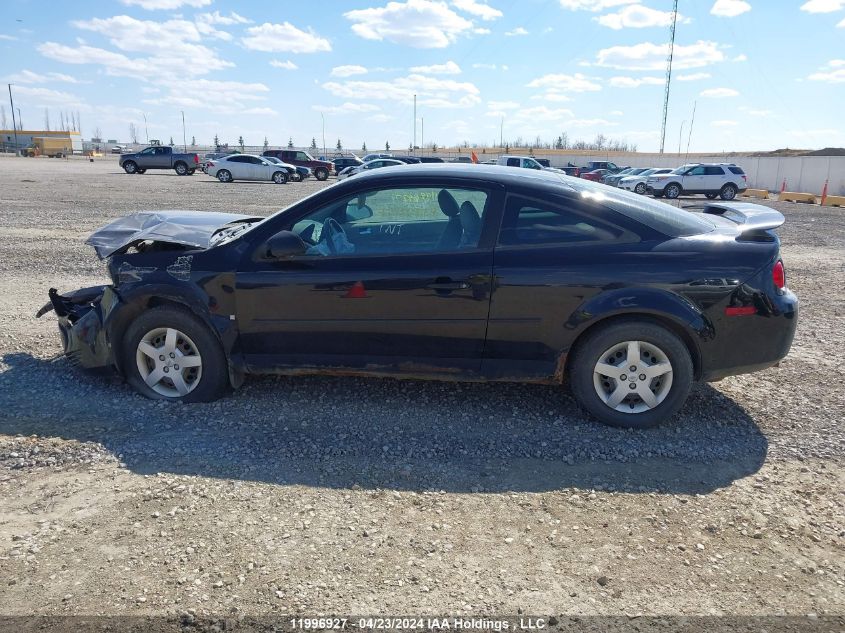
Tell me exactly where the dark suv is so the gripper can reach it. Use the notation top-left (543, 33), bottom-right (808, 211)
top-left (262, 150), bottom-right (333, 181)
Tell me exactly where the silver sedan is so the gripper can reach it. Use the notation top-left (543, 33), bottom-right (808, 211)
top-left (207, 154), bottom-right (290, 184)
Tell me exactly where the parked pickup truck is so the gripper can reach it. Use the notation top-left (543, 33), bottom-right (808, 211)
top-left (262, 149), bottom-right (333, 181)
top-left (119, 146), bottom-right (200, 176)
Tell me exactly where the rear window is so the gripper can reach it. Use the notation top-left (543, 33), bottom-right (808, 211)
top-left (728, 166), bottom-right (745, 175)
top-left (566, 182), bottom-right (714, 237)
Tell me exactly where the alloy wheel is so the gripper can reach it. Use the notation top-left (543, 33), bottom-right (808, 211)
top-left (592, 340), bottom-right (673, 413)
top-left (136, 327), bottom-right (203, 397)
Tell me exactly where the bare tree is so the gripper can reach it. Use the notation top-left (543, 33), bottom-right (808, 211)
top-left (594, 133), bottom-right (606, 151)
top-left (129, 123), bottom-right (138, 144)
top-left (93, 126), bottom-right (102, 142)
top-left (75, 111), bottom-right (82, 135)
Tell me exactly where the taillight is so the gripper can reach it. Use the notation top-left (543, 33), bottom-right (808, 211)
top-left (194, 154), bottom-right (199, 163)
top-left (772, 260), bottom-right (785, 290)
top-left (742, 174), bottom-right (747, 181)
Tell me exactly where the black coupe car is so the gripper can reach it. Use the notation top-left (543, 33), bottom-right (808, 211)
top-left (39, 165), bottom-right (797, 428)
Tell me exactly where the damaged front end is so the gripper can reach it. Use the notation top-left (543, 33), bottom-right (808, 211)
top-left (37, 285), bottom-right (121, 370)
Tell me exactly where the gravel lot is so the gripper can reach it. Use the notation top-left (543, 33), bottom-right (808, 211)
top-left (0, 156), bottom-right (843, 620)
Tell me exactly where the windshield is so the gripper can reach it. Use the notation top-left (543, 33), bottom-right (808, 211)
top-left (637, 169), bottom-right (657, 177)
top-left (670, 165), bottom-right (691, 175)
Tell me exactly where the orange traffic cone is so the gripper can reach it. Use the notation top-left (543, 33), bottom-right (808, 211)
top-left (344, 281), bottom-right (368, 299)
top-left (821, 179), bottom-right (828, 206)
top-left (780, 178), bottom-right (787, 193)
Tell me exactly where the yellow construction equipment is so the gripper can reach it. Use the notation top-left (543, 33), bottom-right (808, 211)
top-left (741, 188), bottom-right (769, 199)
top-left (24, 136), bottom-right (72, 158)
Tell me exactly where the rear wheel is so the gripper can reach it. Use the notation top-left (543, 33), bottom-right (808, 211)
top-left (720, 184), bottom-right (737, 200)
top-left (664, 183), bottom-right (682, 199)
top-left (272, 170), bottom-right (289, 184)
top-left (315, 167), bottom-right (329, 181)
top-left (634, 182), bottom-right (646, 194)
top-left (187, 169), bottom-right (196, 175)
top-left (174, 161), bottom-right (188, 176)
top-left (217, 169), bottom-right (233, 183)
top-left (123, 306), bottom-right (229, 403)
top-left (569, 320), bottom-right (693, 428)
top-left (123, 161), bottom-right (138, 174)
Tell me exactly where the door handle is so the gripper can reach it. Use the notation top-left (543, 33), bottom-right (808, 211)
top-left (427, 279), bottom-right (470, 291)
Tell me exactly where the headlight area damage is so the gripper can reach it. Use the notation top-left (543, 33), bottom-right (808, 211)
top-left (36, 210), bottom-right (261, 376)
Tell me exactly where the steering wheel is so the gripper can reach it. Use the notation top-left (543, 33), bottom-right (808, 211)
top-left (320, 217), bottom-right (349, 254)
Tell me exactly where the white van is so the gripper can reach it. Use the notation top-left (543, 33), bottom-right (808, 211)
top-left (497, 155), bottom-right (544, 170)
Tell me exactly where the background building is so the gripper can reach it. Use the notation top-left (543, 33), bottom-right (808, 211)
top-left (0, 129), bottom-right (82, 154)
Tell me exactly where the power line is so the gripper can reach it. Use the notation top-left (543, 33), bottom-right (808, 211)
top-left (659, 0), bottom-right (679, 154)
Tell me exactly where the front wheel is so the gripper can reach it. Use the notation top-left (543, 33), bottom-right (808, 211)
top-left (272, 170), bottom-right (289, 184)
top-left (291, 172), bottom-right (302, 182)
top-left (217, 169), bottom-right (233, 183)
top-left (720, 184), bottom-right (737, 200)
top-left (634, 183), bottom-right (646, 194)
top-left (123, 306), bottom-right (229, 403)
top-left (569, 320), bottom-right (693, 428)
top-left (123, 161), bottom-right (138, 174)
top-left (314, 167), bottom-right (329, 181)
top-left (664, 183), bottom-right (681, 199)
top-left (187, 169), bottom-right (196, 175)
top-left (174, 161), bottom-right (188, 176)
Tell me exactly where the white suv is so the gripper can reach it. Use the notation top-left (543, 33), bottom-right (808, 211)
top-left (646, 163), bottom-right (747, 200)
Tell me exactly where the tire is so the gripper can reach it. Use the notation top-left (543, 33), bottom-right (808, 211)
top-left (174, 161), bottom-right (188, 176)
top-left (272, 170), bottom-right (289, 184)
top-left (123, 306), bottom-right (229, 403)
top-left (123, 161), bottom-right (138, 174)
top-left (291, 172), bottom-right (302, 182)
top-left (569, 319), bottom-right (693, 429)
top-left (187, 169), bottom-right (196, 175)
top-left (314, 167), bottom-right (329, 181)
top-left (720, 184), bottom-right (737, 200)
top-left (634, 183), bottom-right (646, 194)
top-left (217, 169), bottom-right (233, 183)
top-left (137, 169), bottom-right (146, 174)
top-left (705, 193), bottom-right (718, 199)
top-left (664, 183), bottom-right (682, 199)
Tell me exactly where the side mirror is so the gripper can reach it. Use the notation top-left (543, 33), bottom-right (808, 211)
top-left (265, 230), bottom-right (307, 259)
top-left (345, 203), bottom-right (373, 222)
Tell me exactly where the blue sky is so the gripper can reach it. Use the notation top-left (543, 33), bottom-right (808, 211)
top-left (1, 0), bottom-right (842, 152)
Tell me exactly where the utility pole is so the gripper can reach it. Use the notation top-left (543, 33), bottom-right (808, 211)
top-left (17, 107), bottom-right (23, 131)
top-left (421, 117), bottom-right (424, 155)
top-left (659, 0), bottom-right (679, 154)
top-left (413, 94), bottom-right (417, 153)
top-left (678, 121), bottom-right (686, 155)
top-left (320, 112), bottom-right (326, 158)
top-left (500, 117), bottom-right (504, 148)
top-left (143, 113), bottom-right (149, 144)
top-left (7, 84), bottom-right (18, 152)
top-left (181, 110), bottom-right (186, 152)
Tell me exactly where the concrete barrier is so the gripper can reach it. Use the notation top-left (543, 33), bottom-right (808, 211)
top-left (822, 194), bottom-right (845, 207)
top-left (778, 191), bottom-right (817, 204)
top-left (742, 188), bottom-right (769, 199)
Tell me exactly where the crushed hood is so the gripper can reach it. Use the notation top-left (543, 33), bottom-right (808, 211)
top-left (86, 210), bottom-right (262, 259)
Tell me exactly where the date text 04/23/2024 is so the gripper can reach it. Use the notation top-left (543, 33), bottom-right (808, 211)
top-left (289, 618), bottom-right (548, 631)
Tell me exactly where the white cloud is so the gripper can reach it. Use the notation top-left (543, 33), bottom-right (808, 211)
top-left (609, 75), bottom-right (663, 87)
top-left (120, 0), bottom-right (211, 9)
top-left (11, 85), bottom-right (84, 105)
top-left (530, 92), bottom-right (572, 102)
top-left (487, 100), bottom-right (520, 110)
top-left (345, 0), bottom-right (474, 48)
top-left (732, 54), bottom-right (748, 62)
top-left (472, 63), bottom-right (498, 69)
top-left (409, 60), bottom-right (461, 74)
top-left (331, 65), bottom-right (369, 78)
top-left (677, 72), bottom-right (711, 81)
top-left (313, 103), bottom-right (381, 114)
top-left (452, 0), bottom-right (502, 20)
top-left (6, 69), bottom-right (81, 84)
top-left (710, 0), bottom-right (751, 17)
top-left (0, 34), bottom-right (18, 41)
top-left (270, 59), bottom-right (298, 70)
top-left (700, 87), bottom-right (740, 97)
top-left (808, 59), bottom-right (845, 83)
top-left (610, 110), bottom-right (624, 115)
top-left (595, 40), bottom-right (726, 70)
top-left (323, 73), bottom-right (480, 108)
top-left (242, 22), bottom-right (331, 53)
top-left (196, 11), bottom-right (251, 25)
top-left (505, 27), bottom-right (529, 36)
top-left (560, 0), bottom-right (638, 10)
top-left (598, 5), bottom-right (688, 29)
top-left (711, 120), bottom-right (739, 127)
top-left (800, 0), bottom-right (845, 12)
top-left (839, 16), bottom-right (845, 25)
top-left (526, 72), bottom-right (601, 92)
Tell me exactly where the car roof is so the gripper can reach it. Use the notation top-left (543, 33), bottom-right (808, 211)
top-left (338, 163), bottom-right (578, 191)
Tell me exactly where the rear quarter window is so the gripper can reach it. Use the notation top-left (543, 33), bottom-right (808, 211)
top-left (728, 166), bottom-right (745, 175)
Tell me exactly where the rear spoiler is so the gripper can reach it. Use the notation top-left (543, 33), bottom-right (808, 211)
top-left (683, 201), bottom-right (784, 233)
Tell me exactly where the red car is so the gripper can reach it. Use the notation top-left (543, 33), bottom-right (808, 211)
top-left (262, 150), bottom-right (333, 181)
top-left (580, 168), bottom-right (608, 182)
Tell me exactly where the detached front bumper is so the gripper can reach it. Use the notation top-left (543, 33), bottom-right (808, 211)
top-left (37, 285), bottom-right (119, 370)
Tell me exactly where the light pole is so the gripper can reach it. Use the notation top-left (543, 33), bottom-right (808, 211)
top-left (181, 110), bottom-right (186, 152)
top-left (7, 84), bottom-right (18, 152)
top-left (500, 117), bottom-right (504, 149)
top-left (421, 117), bottom-right (424, 156)
top-left (143, 113), bottom-right (149, 144)
top-left (678, 121), bottom-right (686, 156)
top-left (320, 112), bottom-right (326, 158)
top-left (17, 107), bottom-right (22, 131)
